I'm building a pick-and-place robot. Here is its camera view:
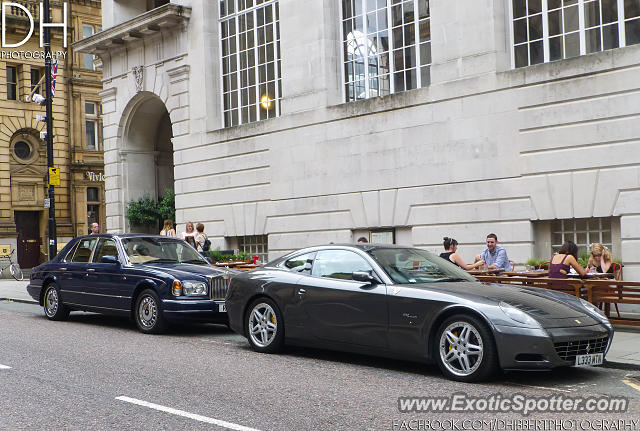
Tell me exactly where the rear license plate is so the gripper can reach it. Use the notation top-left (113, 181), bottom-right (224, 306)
top-left (574, 353), bottom-right (603, 367)
top-left (218, 303), bottom-right (226, 312)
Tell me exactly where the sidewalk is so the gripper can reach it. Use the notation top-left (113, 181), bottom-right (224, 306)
top-left (1, 279), bottom-right (638, 368)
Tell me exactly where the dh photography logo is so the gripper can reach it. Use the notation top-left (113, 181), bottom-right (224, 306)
top-left (0, 1), bottom-right (68, 59)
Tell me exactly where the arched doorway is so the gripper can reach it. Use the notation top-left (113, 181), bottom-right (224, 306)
top-left (122, 93), bottom-right (173, 233)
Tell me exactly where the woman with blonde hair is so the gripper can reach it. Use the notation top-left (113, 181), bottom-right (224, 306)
top-left (181, 221), bottom-right (197, 247)
top-left (160, 219), bottom-right (176, 237)
top-left (587, 243), bottom-right (613, 274)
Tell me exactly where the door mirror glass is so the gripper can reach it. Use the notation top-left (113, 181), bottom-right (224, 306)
top-left (352, 271), bottom-right (375, 283)
top-left (100, 255), bottom-right (119, 264)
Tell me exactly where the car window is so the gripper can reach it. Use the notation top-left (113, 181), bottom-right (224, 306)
top-left (63, 242), bottom-right (80, 262)
top-left (121, 237), bottom-right (207, 264)
top-left (70, 238), bottom-right (98, 263)
top-left (311, 250), bottom-right (373, 281)
top-left (283, 252), bottom-right (315, 273)
top-left (92, 238), bottom-right (119, 263)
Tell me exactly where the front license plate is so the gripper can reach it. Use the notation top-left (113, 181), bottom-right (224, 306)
top-left (218, 303), bottom-right (226, 312)
top-left (574, 353), bottom-right (603, 367)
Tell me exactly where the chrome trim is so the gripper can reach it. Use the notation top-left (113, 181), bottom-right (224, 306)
top-left (59, 289), bottom-right (131, 299)
top-left (208, 274), bottom-right (229, 301)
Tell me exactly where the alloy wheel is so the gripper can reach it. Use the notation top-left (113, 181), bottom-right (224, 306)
top-left (248, 303), bottom-right (277, 348)
top-left (44, 287), bottom-right (59, 317)
top-left (439, 321), bottom-right (484, 377)
top-left (138, 296), bottom-right (158, 329)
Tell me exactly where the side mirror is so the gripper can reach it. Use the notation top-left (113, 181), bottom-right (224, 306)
top-left (100, 255), bottom-right (119, 264)
top-left (206, 257), bottom-right (212, 263)
top-left (352, 271), bottom-right (376, 283)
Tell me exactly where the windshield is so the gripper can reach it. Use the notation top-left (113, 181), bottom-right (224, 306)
top-left (367, 247), bottom-right (476, 284)
top-left (121, 237), bottom-right (208, 265)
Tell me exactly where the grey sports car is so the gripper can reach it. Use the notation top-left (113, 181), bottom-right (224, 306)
top-left (225, 244), bottom-right (613, 382)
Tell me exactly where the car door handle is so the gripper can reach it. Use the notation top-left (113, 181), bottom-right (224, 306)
top-left (59, 267), bottom-right (67, 271)
top-left (86, 268), bottom-right (96, 272)
top-left (298, 288), bottom-right (306, 295)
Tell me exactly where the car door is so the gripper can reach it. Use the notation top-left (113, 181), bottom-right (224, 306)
top-left (297, 249), bottom-right (388, 348)
top-left (85, 238), bottom-right (129, 311)
top-left (63, 237), bottom-right (99, 306)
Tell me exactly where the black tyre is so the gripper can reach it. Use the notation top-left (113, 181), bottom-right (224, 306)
top-left (245, 297), bottom-right (284, 353)
top-left (434, 314), bottom-right (498, 382)
top-left (43, 283), bottom-right (69, 321)
top-left (134, 289), bottom-right (167, 334)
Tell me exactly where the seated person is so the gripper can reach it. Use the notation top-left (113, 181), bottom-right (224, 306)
top-left (476, 233), bottom-right (510, 271)
top-left (548, 241), bottom-right (588, 279)
top-left (587, 243), bottom-right (613, 274)
top-left (440, 237), bottom-right (484, 270)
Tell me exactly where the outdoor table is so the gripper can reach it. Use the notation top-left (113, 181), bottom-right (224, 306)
top-left (567, 272), bottom-right (614, 279)
top-left (466, 269), bottom-right (504, 276)
top-left (234, 264), bottom-right (261, 270)
top-left (502, 270), bottom-right (549, 277)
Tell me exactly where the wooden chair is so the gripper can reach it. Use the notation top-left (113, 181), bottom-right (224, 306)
top-left (509, 260), bottom-right (515, 271)
top-left (609, 262), bottom-right (622, 317)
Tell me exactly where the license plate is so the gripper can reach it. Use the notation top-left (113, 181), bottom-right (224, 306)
top-left (574, 353), bottom-right (603, 367)
top-left (218, 303), bottom-right (227, 312)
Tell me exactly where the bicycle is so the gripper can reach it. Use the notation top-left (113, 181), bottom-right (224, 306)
top-left (0, 249), bottom-right (23, 281)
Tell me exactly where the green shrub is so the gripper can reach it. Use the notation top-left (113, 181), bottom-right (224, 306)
top-left (157, 189), bottom-right (175, 222)
top-left (126, 195), bottom-right (159, 226)
top-left (207, 248), bottom-right (252, 262)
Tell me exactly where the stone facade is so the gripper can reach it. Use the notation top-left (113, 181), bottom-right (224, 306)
top-left (0, 0), bottom-right (103, 267)
top-left (77, 0), bottom-right (640, 280)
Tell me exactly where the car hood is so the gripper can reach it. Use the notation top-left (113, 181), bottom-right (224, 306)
top-left (141, 262), bottom-right (228, 279)
top-left (398, 281), bottom-right (598, 328)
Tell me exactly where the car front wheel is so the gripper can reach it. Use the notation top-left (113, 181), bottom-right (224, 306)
top-left (134, 289), bottom-right (167, 334)
top-left (435, 314), bottom-right (498, 382)
top-left (43, 283), bottom-right (69, 321)
top-left (246, 297), bottom-right (284, 353)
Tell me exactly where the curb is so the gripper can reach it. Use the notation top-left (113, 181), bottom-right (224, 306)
top-left (0, 297), bottom-right (37, 305)
top-left (602, 360), bottom-right (640, 371)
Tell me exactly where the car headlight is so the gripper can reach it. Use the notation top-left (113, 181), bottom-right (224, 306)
top-left (579, 298), bottom-right (611, 325)
top-left (499, 301), bottom-right (541, 328)
top-left (181, 280), bottom-right (208, 296)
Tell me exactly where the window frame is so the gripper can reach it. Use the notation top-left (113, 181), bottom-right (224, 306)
top-left (509, 0), bottom-right (637, 68)
top-left (340, 0), bottom-right (432, 102)
top-left (6, 65), bottom-right (18, 100)
top-left (550, 217), bottom-right (613, 255)
top-left (84, 101), bottom-right (100, 151)
top-left (310, 249), bottom-right (376, 282)
top-left (219, 0), bottom-right (282, 128)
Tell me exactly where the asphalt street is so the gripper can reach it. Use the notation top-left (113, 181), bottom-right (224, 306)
top-left (1, 300), bottom-right (639, 431)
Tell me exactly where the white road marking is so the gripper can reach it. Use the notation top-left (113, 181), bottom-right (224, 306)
top-left (115, 396), bottom-right (262, 431)
top-left (0, 364), bottom-right (11, 369)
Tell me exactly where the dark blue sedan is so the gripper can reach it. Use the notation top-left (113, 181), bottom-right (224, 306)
top-left (27, 234), bottom-right (232, 333)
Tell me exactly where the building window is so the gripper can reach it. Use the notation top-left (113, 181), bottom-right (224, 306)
top-left (87, 187), bottom-right (100, 234)
top-left (13, 141), bottom-right (32, 161)
top-left (147, 0), bottom-right (169, 10)
top-left (551, 217), bottom-right (612, 255)
top-left (6, 65), bottom-right (17, 100)
top-left (238, 234), bottom-right (268, 263)
top-left (30, 67), bottom-right (43, 95)
top-left (512, 0), bottom-right (640, 68)
top-left (341, 0), bottom-right (431, 102)
top-left (85, 102), bottom-right (99, 150)
top-left (219, 0), bottom-right (282, 127)
top-left (82, 25), bottom-right (101, 70)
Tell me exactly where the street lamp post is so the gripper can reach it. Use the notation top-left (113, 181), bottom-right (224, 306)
top-left (42, 0), bottom-right (57, 259)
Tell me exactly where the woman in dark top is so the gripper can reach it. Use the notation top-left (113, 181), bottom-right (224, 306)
top-left (587, 243), bottom-right (614, 274)
top-left (548, 241), bottom-right (588, 279)
top-left (440, 237), bottom-right (485, 270)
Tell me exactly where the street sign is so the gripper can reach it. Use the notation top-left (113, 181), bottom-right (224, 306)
top-left (48, 167), bottom-right (60, 186)
top-left (44, 198), bottom-right (50, 208)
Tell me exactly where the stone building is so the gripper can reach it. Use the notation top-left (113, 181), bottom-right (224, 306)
top-left (77, 0), bottom-right (640, 279)
top-left (0, 0), bottom-right (103, 268)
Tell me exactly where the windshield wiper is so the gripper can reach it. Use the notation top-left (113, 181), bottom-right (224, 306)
top-left (146, 258), bottom-right (178, 263)
top-left (431, 277), bottom-right (468, 282)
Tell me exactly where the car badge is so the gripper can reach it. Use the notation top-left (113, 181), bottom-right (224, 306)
top-left (575, 319), bottom-right (581, 324)
top-left (585, 343), bottom-right (591, 354)
top-left (393, 287), bottom-right (401, 295)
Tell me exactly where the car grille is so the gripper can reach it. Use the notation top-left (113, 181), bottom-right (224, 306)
top-left (554, 336), bottom-right (609, 362)
top-left (208, 275), bottom-right (229, 301)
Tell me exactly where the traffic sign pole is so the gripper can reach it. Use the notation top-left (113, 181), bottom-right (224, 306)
top-left (43, 0), bottom-right (57, 260)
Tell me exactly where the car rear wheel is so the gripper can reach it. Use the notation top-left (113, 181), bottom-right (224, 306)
top-left (435, 314), bottom-right (498, 382)
top-left (43, 283), bottom-right (69, 321)
top-left (134, 289), bottom-right (167, 334)
top-left (246, 297), bottom-right (284, 353)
